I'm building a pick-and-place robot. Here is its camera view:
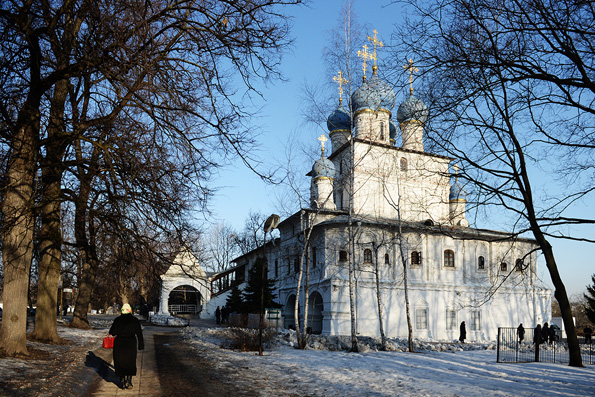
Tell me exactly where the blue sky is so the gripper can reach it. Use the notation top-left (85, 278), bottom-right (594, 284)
top-left (206, 0), bottom-right (594, 300)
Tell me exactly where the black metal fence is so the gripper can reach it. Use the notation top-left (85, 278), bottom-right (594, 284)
top-left (497, 327), bottom-right (594, 365)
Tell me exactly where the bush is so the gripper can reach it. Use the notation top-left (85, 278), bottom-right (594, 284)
top-left (222, 327), bottom-right (277, 352)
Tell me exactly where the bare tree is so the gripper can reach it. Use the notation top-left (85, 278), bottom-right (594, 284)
top-left (392, 0), bottom-right (594, 366)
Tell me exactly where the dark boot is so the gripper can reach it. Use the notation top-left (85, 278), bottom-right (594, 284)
top-left (120, 377), bottom-right (126, 389)
top-left (127, 376), bottom-right (133, 389)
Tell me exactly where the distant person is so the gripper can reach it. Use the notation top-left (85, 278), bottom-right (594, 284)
top-left (215, 306), bottom-right (221, 324)
top-left (221, 305), bottom-right (228, 324)
top-left (548, 325), bottom-right (556, 344)
top-left (517, 323), bottom-right (525, 343)
top-left (542, 322), bottom-right (549, 344)
top-left (459, 321), bottom-right (466, 343)
top-left (584, 326), bottom-right (592, 344)
top-left (534, 324), bottom-right (542, 345)
top-left (109, 303), bottom-right (144, 390)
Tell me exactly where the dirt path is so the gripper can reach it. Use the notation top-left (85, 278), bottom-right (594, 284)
top-left (153, 332), bottom-right (260, 397)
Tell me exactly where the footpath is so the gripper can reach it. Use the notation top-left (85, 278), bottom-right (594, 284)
top-left (87, 318), bottom-right (213, 396)
top-left (88, 326), bottom-right (164, 396)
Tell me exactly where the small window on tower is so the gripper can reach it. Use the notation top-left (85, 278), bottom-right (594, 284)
top-left (380, 122), bottom-right (385, 140)
top-left (364, 249), bottom-right (372, 263)
top-left (384, 253), bottom-right (390, 265)
top-left (478, 256), bottom-right (485, 270)
top-left (500, 262), bottom-right (508, 272)
top-left (411, 251), bottom-right (421, 266)
top-left (400, 157), bottom-right (408, 171)
top-left (515, 259), bottom-right (523, 272)
top-left (339, 250), bottom-right (348, 262)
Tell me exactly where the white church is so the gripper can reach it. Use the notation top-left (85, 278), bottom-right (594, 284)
top-left (158, 33), bottom-right (552, 341)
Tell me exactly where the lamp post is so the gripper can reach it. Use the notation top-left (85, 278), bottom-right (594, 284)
top-left (259, 214), bottom-right (280, 356)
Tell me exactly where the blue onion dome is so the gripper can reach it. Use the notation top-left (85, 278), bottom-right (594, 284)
top-left (351, 70), bottom-right (396, 113)
top-left (351, 80), bottom-right (380, 112)
top-left (312, 156), bottom-right (336, 179)
top-left (367, 72), bottom-right (396, 111)
top-left (396, 94), bottom-right (429, 124)
top-left (449, 181), bottom-right (467, 201)
top-left (389, 119), bottom-right (398, 141)
top-left (327, 105), bottom-right (351, 132)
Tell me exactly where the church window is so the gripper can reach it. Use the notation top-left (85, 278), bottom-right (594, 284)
top-left (478, 256), bottom-right (485, 270)
top-left (312, 247), bottom-right (317, 268)
top-left (515, 259), bottom-right (523, 272)
top-left (294, 257), bottom-right (299, 273)
top-left (363, 249), bottom-right (373, 263)
top-left (380, 122), bottom-right (385, 140)
top-left (339, 250), bottom-right (348, 262)
top-left (415, 308), bottom-right (428, 330)
top-left (400, 157), bottom-right (408, 171)
top-left (470, 311), bottom-right (481, 331)
top-left (384, 253), bottom-right (390, 265)
top-left (500, 262), bottom-right (507, 272)
top-left (411, 251), bottom-right (421, 266)
top-left (274, 259), bottom-right (278, 278)
top-left (444, 249), bottom-right (455, 267)
top-left (287, 259), bottom-right (291, 275)
top-left (446, 310), bottom-right (457, 330)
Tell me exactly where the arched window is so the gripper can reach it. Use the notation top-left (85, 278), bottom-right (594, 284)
top-left (515, 259), bottom-right (523, 272)
top-left (339, 250), bottom-right (348, 262)
top-left (500, 262), bottom-right (507, 272)
top-left (478, 256), bottom-right (485, 270)
top-left (364, 249), bottom-right (373, 263)
top-left (400, 157), bottom-right (408, 171)
top-left (411, 251), bottom-right (421, 266)
top-left (444, 250), bottom-right (455, 267)
top-left (380, 122), bottom-right (385, 140)
top-left (384, 253), bottom-right (390, 265)
top-left (312, 247), bottom-right (317, 268)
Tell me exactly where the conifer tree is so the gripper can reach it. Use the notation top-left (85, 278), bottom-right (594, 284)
top-left (225, 285), bottom-right (245, 314)
top-left (585, 274), bottom-right (595, 324)
top-left (242, 257), bottom-right (281, 314)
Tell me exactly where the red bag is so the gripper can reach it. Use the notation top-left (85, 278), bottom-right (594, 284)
top-left (103, 335), bottom-right (114, 349)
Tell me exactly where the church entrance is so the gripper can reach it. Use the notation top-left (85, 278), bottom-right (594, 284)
top-left (308, 291), bottom-right (324, 334)
top-left (168, 285), bottom-right (202, 314)
top-left (284, 295), bottom-right (297, 330)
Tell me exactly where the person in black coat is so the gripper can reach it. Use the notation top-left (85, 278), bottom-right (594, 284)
top-left (109, 303), bottom-right (144, 389)
top-left (215, 306), bottom-right (221, 324)
top-left (459, 321), bottom-right (466, 343)
top-left (517, 323), bottom-right (525, 343)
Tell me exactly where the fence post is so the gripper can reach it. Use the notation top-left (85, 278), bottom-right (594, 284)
top-left (497, 328), bottom-right (501, 363)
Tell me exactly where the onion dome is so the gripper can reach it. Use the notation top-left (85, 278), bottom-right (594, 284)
top-left (396, 94), bottom-right (429, 124)
top-left (312, 156), bottom-right (335, 179)
top-left (327, 105), bottom-right (351, 132)
top-left (449, 181), bottom-right (467, 201)
top-left (351, 69), bottom-right (396, 113)
top-left (389, 120), bottom-right (398, 142)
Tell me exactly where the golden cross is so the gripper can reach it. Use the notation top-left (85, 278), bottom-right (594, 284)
top-left (403, 59), bottom-right (418, 95)
top-left (333, 71), bottom-right (349, 105)
top-left (367, 29), bottom-right (383, 67)
top-left (358, 45), bottom-right (373, 82)
top-left (318, 134), bottom-right (328, 155)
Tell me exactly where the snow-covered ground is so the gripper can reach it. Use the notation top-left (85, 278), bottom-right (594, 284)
top-left (181, 327), bottom-right (595, 396)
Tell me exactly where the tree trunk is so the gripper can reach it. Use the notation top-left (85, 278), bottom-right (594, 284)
top-left (70, 183), bottom-right (97, 329)
top-left (373, 243), bottom-right (387, 350)
top-left (348, 223), bottom-right (359, 352)
top-left (0, 112), bottom-right (39, 355)
top-left (300, 247), bottom-right (311, 348)
top-left (32, 79), bottom-right (69, 343)
top-left (538, 238), bottom-right (582, 366)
